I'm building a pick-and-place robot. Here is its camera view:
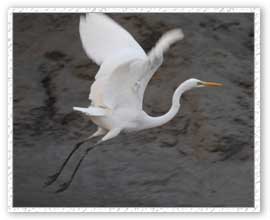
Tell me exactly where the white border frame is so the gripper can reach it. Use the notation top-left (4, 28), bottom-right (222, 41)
top-left (7, 7), bottom-right (260, 212)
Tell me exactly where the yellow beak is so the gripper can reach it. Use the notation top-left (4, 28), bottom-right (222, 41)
top-left (200, 81), bottom-right (223, 87)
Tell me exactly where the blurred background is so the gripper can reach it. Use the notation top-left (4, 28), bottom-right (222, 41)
top-left (13, 13), bottom-right (254, 207)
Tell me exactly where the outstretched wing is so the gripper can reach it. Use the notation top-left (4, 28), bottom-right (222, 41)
top-left (91, 29), bottom-right (184, 110)
top-left (79, 13), bottom-right (146, 66)
top-left (90, 58), bottom-right (147, 110)
top-left (79, 13), bottom-right (184, 111)
top-left (136, 29), bottom-right (184, 107)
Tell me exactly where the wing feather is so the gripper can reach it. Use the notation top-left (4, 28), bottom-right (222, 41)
top-left (79, 14), bottom-right (184, 112)
top-left (136, 29), bottom-right (184, 108)
top-left (139, 29), bottom-right (184, 93)
top-left (79, 13), bottom-right (146, 65)
top-left (89, 29), bottom-right (184, 110)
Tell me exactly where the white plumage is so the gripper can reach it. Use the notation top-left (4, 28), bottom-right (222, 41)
top-left (74, 13), bottom-right (193, 142)
top-left (73, 13), bottom-right (223, 143)
top-left (79, 13), bottom-right (146, 66)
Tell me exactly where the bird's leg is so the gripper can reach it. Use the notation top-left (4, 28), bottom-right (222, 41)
top-left (55, 143), bottom-right (99, 193)
top-left (44, 140), bottom-right (88, 187)
top-left (44, 128), bottom-right (106, 187)
top-left (55, 128), bottom-right (121, 193)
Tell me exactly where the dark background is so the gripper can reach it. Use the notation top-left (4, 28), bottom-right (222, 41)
top-left (13, 13), bottom-right (254, 207)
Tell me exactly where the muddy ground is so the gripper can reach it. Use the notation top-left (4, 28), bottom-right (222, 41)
top-left (13, 13), bottom-right (254, 207)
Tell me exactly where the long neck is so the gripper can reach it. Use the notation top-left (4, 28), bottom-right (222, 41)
top-left (143, 81), bottom-right (191, 129)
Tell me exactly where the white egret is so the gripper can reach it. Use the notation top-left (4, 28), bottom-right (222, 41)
top-left (45, 13), bottom-right (223, 192)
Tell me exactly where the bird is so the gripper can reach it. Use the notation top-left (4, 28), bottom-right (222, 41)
top-left (44, 13), bottom-right (223, 192)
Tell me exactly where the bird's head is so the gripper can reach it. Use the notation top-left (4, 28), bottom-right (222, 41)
top-left (182, 78), bottom-right (223, 90)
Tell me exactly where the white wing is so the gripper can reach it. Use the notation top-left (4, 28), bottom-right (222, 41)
top-left (90, 29), bottom-right (184, 111)
top-left (137, 29), bottom-right (184, 107)
top-left (79, 13), bottom-right (146, 66)
top-left (79, 13), bottom-right (184, 111)
top-left (90, 57), bottom-right (147, 110)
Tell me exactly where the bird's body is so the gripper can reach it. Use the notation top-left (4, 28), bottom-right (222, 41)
top-left (45, 13), bottom-right (222, 192)
top-left (74, 13), bottom-right (188, 141)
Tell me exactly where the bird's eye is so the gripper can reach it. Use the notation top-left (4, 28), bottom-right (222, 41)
top-left (197, 82), bottom-right (202, 86)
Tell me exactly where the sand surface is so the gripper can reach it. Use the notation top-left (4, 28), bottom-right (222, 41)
top-left (13, 13), bottom-right (254, 207)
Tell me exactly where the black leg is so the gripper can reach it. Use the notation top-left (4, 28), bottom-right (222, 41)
top-left (44, 140), bottom-right (87, 187)
top-left (55, 144), bottom-right (97, 193)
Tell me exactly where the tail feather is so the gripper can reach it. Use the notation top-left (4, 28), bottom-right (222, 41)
top-left (73, 106), bottom-right (107, 116)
